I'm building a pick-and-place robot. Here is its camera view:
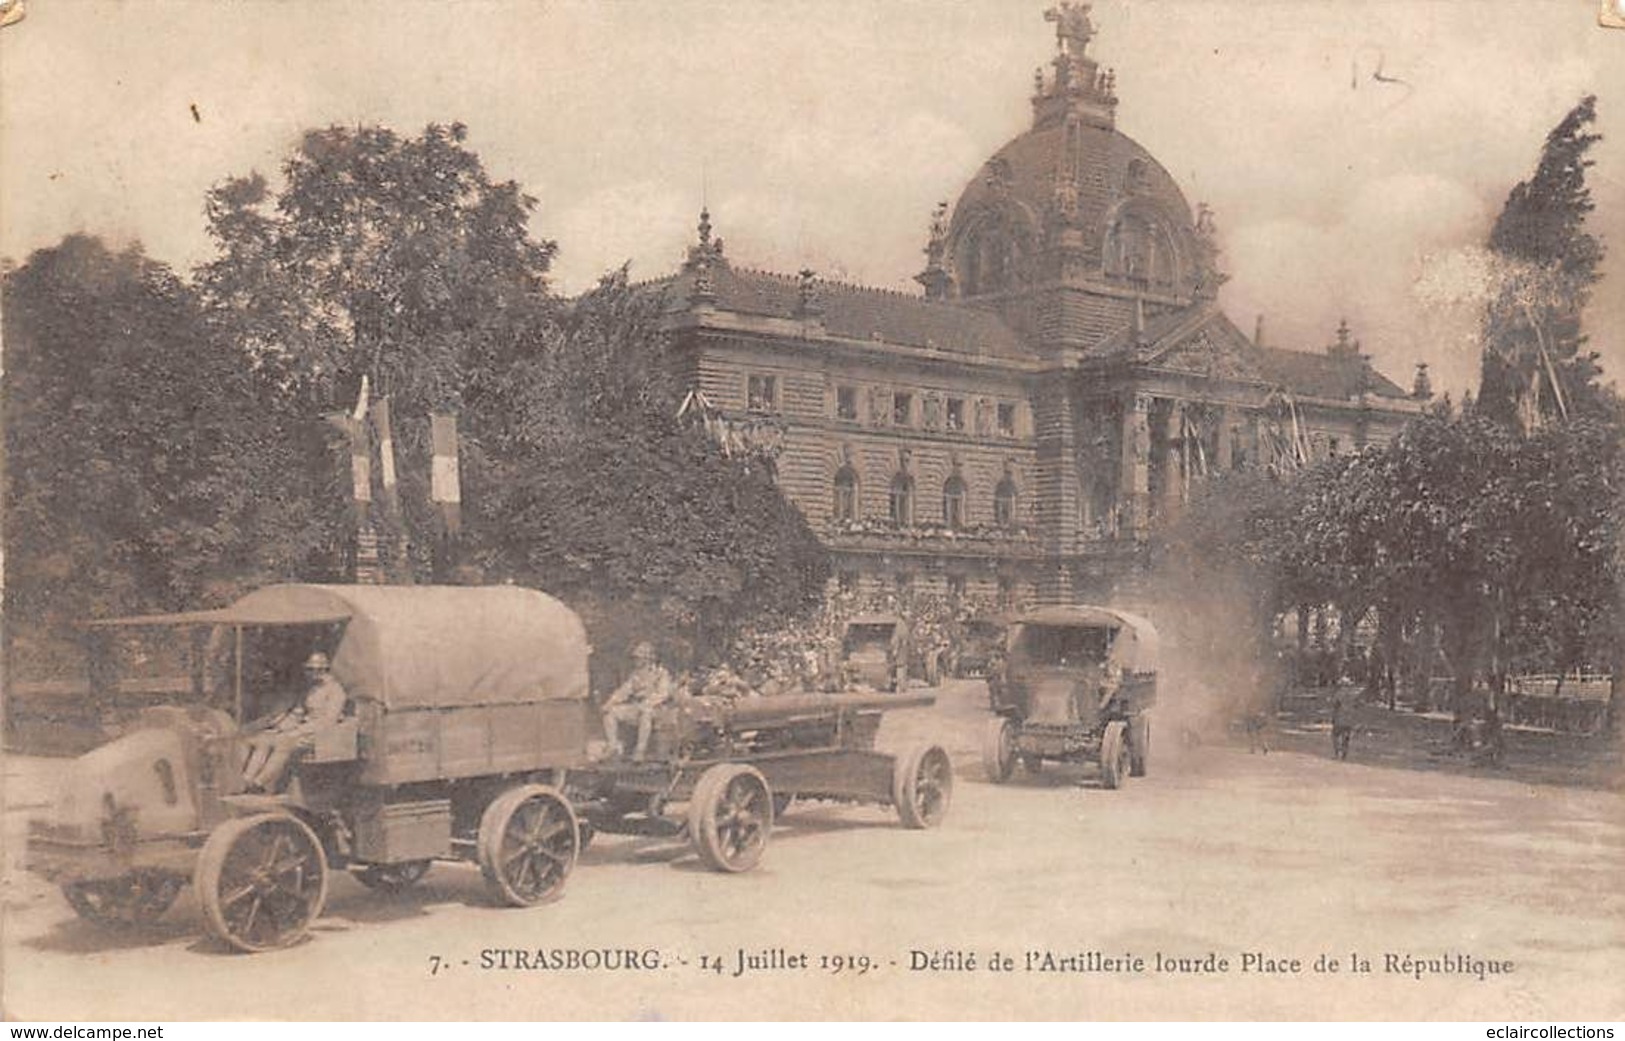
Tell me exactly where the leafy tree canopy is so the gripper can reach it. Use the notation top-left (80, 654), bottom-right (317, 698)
top-left (2, 236), bottom-right (259, 669)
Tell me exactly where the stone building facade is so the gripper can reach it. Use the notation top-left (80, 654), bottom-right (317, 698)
top-left (649, 5), bottom-right (1426, 613)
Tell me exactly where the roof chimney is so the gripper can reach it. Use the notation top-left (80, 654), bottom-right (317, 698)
top-left (1253, 314), bottom-right (1265, 348)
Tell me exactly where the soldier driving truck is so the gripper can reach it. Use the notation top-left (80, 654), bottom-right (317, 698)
top-left (239, 651), bottom-right (348, 791)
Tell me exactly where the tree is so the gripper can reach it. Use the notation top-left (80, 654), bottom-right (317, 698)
top-left (469, 268), bottom-right (829, 672)
top-left (1479, 95), bottom-right (1605, 431)
top-left (197, 122), bottom-right (555, 576)
top-left (3, 236), bottom-right (258, 670)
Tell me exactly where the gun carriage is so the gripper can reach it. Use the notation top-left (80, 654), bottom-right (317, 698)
top-left (26, 584), bottom-right (595, 952)
top-left (569, 690), bottom-right (953, 872)
top-left (982, 605), bottom-right (1158, 788)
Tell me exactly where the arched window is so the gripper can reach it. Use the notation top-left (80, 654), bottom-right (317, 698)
top-left (889, 473), bottom-right (915, 527)
top-left (942, 475), bottom-right (967, 530)
top-left (1105, 211), bottom-right (1179, 289)
top-left (993, 477), bottom-right (1017, 529)
top-left (833, 465), bottom-right (858, 522)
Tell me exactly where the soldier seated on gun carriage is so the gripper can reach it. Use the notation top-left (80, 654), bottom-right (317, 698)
top-left (601, 641), bottom-right (674, 760)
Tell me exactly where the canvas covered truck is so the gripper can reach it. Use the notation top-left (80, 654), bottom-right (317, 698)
top-left (25, 583), bottom-right (594, 952)
top-left (981, 605), bottom-right (1158, 788)
top-left (839, 614), bottom-right (909, 691)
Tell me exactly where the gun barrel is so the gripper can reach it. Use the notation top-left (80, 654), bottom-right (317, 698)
top-left (704, 691), bottom-right (934, 727)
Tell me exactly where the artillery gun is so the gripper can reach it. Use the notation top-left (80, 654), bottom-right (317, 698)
top-left (570, 689), bottom-right (953, 871)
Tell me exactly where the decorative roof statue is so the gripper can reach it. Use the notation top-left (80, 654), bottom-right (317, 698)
top-left (1191, 202), bottom-right (1227, 300)
top-left (796, 268), bottom-right (823, 318)
top-left (1045, 2), bottom-right (1095, 57)
top-left (1412, 362), bottom-right (1433, 400)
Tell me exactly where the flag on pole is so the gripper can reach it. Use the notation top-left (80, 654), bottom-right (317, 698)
top-left (431, 412), bottom-right (462, 536)
top-left (371, 396), bottom-right (401, 522)
top-left (323, 412), bottom-right (372, 522)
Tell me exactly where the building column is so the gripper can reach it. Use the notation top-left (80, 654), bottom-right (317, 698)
top-left (1118, 393), bottom-right (1151, 539)
top-left (1162, 399), bottom-right (1186, 512)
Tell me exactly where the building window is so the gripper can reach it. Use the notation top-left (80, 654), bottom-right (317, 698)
top-left (895, 571), bottom-right (915, 598)
top-left (947, 574), bottom-right (967, 603)
top-left (942, 475), bottom-right (967, 530)
top-left (889, 473), bottom-right (914, 527)
top-left (997, 402), bottom-right (1017, 437)
top-left (836, 386), bottom-right (858, 421)
top-left (994, 477), bottom-right (1017, 529)
top-left (945, 397), bottom-right (965, 432)
top-left (747, 374), bottom-right (778, 413)
top-left (1328, 437), bottom-right (1341, 457)
top-left (893, 392), bottom-right (913, 427)
top-left (997, 576), bottom-right (1016, 611)
top-left (837, 570), bottom-right (859, 595)
top-left (833, 466), bottom-right (858, 522)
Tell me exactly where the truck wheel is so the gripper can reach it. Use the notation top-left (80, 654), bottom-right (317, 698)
top-left (1100, 721), bottom-right (1129, 790)
top-left (478, 784), bottom-right (579, 907)
top-left (62, 870), bottom-right (184, 927)
top-left (197, 812), bottom-right (329, 953)
top-left (352, 860), bottom-right (432, 892)
top-left (688, 763), bottom-right (773, 872)
top-left (893, 743), bottom-right (953, 829)
top-left (981, 717), bottom-right (1016, 783)
top-left (1129, 715), bottom-right (1150, 777)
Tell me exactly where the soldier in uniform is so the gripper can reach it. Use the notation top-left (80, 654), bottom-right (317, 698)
top-left (602, 641), bottom-right (673, 760)
top-left (241, 651), bottom-right (349, 792)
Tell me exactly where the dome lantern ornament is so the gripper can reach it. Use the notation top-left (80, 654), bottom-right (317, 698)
top-left (1034, 2), bottom-right (1115, 130)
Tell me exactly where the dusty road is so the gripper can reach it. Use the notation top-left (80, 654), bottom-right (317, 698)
top-left (3, 680), bottom-right (1621, 1021)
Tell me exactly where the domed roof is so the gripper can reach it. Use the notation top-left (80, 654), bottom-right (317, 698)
top-left (923, 7), bottom-right (1217, 305)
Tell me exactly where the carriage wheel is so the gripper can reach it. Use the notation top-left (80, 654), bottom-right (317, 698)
top-left (981, 717), bottom-right (1016, 783)
top-left (687, 764), bottom-right (773, 873)
top-left (352, 860), bottom-right (432, 892)
top-left (478, 784), bottom-right (579, 907)
top-left (62, 869), bottom-right (184, 927)
top-left (1100, 720), bottom-right (1130, 790)
top-left (197, 813), bottom-right (329, 953)
top-left (1128, 715), bottom-right (1150, 778)
top-left (894, 743), bottom-right (953, 829)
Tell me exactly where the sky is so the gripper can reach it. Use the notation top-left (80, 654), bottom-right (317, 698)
top-left (3, 0), bottom-right (1623, 397)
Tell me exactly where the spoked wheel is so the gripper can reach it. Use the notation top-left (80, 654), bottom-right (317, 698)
top-left (478, 784), bottom-right (579, 907)
top-left (1100, 720), bottom-right (1130, 790)
top-left (1129, 715), bottom-right (1150, 777)
top-left (62, 870), bottom-right (185, 927)
top-left (352, 860), bottom-right (432, 893)
top-left (197, 813), bottom-right (329, 953)
top-left (894, 743), bottom-right (954, 829)
top-left (981, 717), bottom-right (1016, 783)
top-left (687, 764), bottom-right (773, 873)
